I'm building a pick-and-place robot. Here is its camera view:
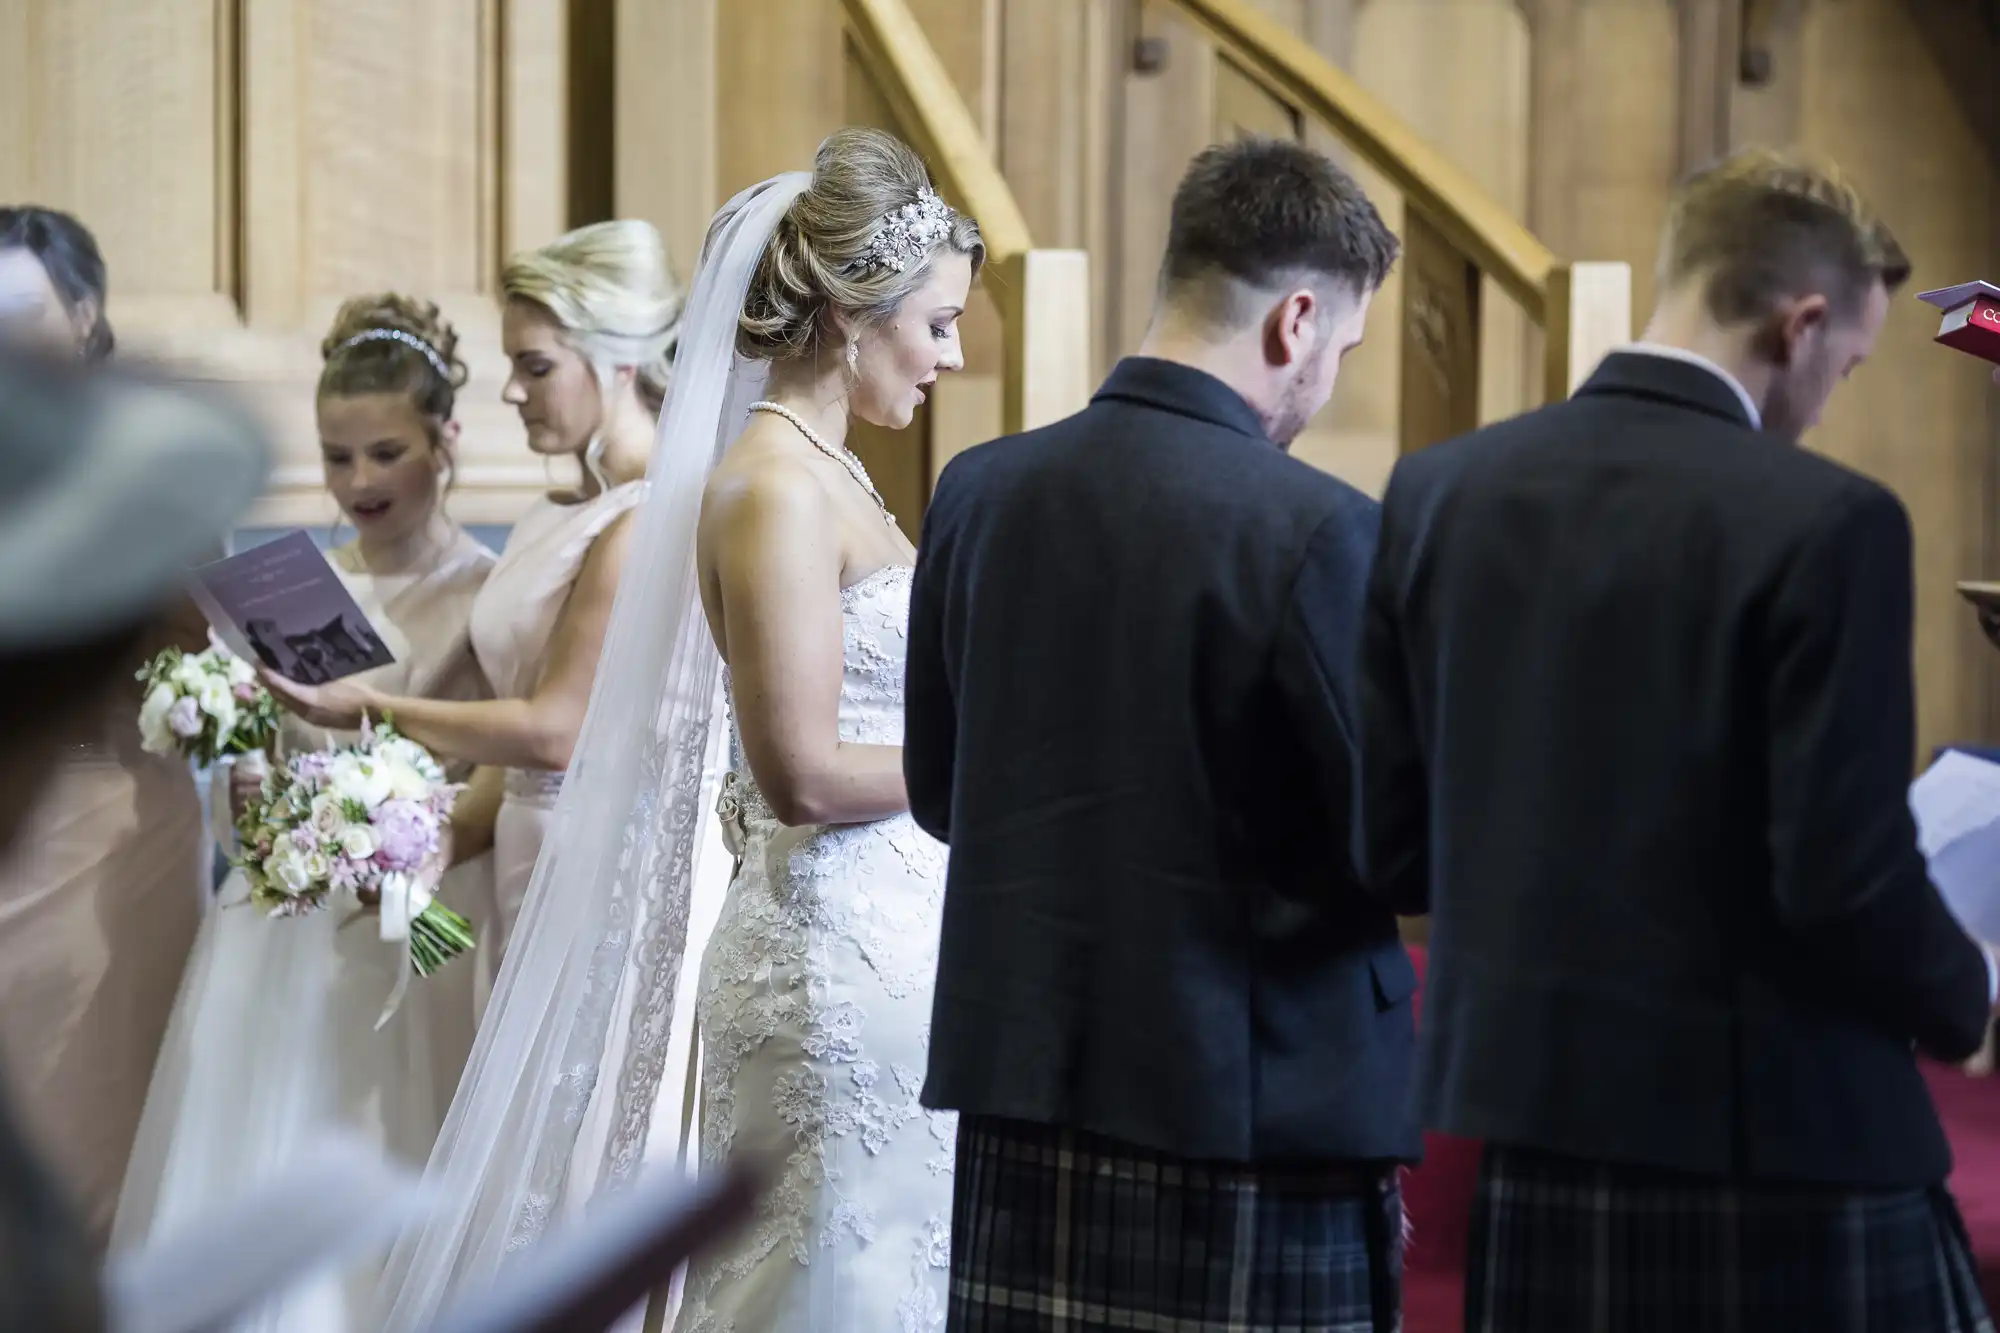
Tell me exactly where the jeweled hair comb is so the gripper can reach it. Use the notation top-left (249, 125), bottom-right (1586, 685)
top-left (853, 189), bottom-right (956, 276)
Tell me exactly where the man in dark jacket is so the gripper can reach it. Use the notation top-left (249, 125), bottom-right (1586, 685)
top-left (908, 138), bottom-right (1409, 1331)
top-left (1358, 148), bottom-right (1999, 1331)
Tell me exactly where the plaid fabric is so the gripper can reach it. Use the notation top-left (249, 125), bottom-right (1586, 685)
top-left (1466, 1144), bottom-right (1994, 1333)
top-left (946, 1115), bottom-right (1402, 1332)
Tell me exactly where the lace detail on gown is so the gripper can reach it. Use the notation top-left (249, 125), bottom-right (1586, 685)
top-left (680, 566), bottom-right (954, 1333)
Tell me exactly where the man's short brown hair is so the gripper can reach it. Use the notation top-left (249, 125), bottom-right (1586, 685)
top-left (1660, 148), bottom-right (1910, 324)
top-left (1161, 137), bottom-right (1399, 327)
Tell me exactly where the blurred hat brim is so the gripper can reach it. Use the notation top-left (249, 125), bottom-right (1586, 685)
top-left (0, 349), bottom-right (270, 651)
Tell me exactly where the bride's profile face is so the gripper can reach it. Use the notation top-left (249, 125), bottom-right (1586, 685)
top-left (848, 250), bottom-right (974, 431)
top-left (501, 297), bottom-right (600, 457)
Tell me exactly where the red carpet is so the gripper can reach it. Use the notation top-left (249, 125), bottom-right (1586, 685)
top-left (1922, 1057), bottom-right (2000, 1312)
top-left (1401, 945), bottom-right (1472, 1333)
top-left (1401, 943), bottom-right (2000, 1330)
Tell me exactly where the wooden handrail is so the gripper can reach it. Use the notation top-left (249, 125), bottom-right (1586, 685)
top-left (1159, 0), bottom-right (1555, 320)
top-left (840, 0), bottom-right (1034, 264)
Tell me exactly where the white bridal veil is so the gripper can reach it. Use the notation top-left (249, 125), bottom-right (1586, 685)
top-left (373, 171), bottom-right (813, 1330)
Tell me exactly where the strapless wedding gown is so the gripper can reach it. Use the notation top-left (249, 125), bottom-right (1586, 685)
top-left (678, 564), bottom-right (954, 1333)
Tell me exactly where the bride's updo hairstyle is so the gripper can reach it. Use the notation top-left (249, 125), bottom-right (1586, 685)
top-left (738, 128), bottom-right (985, 363)
top-left (502, 220), bottom-right (683, 414)
top-left (318, 293), bottom-right (467, 443)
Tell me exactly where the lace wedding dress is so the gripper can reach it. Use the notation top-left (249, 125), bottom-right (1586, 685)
top-left (679, 563), bottom-right (954, 1333)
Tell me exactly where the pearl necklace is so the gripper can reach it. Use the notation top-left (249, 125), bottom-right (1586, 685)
top-left (746, 401), bottom-right (895, 526)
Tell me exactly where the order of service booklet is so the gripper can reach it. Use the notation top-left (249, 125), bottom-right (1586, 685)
top-left (188, 530), bottom-right (394, 684)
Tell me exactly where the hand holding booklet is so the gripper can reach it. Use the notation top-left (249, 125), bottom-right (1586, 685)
top-left (1909, 750), bottom-right (2000, 945)
top-left (188, 531), bottom-right (394, 684)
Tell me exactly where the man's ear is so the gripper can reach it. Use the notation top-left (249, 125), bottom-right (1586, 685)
top-left (1760, 292), bottom-right (1829, 368)
top-left (1262, 288), bottom-right (1319, 369)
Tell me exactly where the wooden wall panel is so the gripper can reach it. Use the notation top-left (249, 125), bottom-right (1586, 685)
top-left (1528, 0), bottom-right (1677, 330)
top-left (1116, 3), bottom-right (1217, 356)
top-left (305, 0), bottom-right (488, 300)
top-left (1215, 54), bottom-right (1304, 142)
top-left (0, 0), bottom-right (231, 324)
top-left (1798, 0), bottom-right (1999, 759)
top-left (998, 0), bottom-right (1120, 370)
top-left (716, 0), bottom-right (843, 200)
top-left (614, 0), bottom-right (715, 275)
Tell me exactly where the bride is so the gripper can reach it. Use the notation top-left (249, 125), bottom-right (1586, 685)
top-left (680, 127), bottom-right (980, 1331)
top-left (371, 129), bottom-right (982, 1332)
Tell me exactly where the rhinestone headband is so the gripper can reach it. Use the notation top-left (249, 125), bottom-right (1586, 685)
top-left (335, 328), bottom-right (450, 381)
top-left (853, 189), bottom-right (956, 275)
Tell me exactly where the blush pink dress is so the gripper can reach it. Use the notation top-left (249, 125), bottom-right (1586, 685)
top-left (0, 696), bottom-right (206, 1248)
top-left (469, 482), bottom-right (648, 954)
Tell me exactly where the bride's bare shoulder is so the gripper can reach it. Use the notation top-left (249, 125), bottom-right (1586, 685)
top-left (701, 429), bottom-right (830, 537)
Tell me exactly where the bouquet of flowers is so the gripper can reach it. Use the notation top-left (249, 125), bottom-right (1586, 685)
top-left (136, 645), bottom-right (279, 764)
top-left (235, 721), bottom-right (475, 981)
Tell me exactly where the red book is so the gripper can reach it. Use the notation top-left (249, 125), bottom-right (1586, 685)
top-left (1918, 281), bottom-right (2000, 366)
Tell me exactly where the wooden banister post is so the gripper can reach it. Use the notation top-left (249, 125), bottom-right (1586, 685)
top-left (994, 249), bottom-right (1094, 436)
top-left (1541, 260), bottom-right (1633, 404)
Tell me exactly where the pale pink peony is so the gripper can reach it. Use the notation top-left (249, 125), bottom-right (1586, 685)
top-left (371, 799), bottom-right (437, 872)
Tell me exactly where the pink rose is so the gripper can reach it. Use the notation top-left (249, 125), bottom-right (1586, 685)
top-left (234, 682), bottom-right (259, 702)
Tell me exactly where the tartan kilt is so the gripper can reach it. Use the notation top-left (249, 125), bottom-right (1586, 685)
top-left (1466, 1144), bottom-right (1995, 1333)
top-left (946, 1114), bottom-right (1403, 1332)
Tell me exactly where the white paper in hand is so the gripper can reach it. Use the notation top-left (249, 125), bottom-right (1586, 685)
top-left (1909, 750), bottom-right (2000, 942)
top-left (104, 1131), bottom-right (431, 1333)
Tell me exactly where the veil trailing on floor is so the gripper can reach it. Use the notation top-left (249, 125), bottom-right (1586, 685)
top-left (373, 171), bottom-right (813, 1331)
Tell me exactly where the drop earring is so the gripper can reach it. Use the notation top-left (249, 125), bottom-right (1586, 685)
top-left (846, 340), bottom-right (859, 375)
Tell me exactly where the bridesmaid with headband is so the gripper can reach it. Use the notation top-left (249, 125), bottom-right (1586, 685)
top-left (114, 293), bottom-right (498, 1333)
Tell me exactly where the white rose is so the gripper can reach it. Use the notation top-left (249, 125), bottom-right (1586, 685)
top-left (170, 660), bottom-right (206, 693)
top-left (383, 757), bottom-right (434, 802)
top-left (329, 755), bottom-right (394, 810)
top-left (339, 824), bottom-right (379, 861)
top-left (137, 685), bottom-right (179, 756)
top-left (309, 790), bottom-right (348, 835)
top-left (302, 848), bottom-right (333, 884)
top-left (270, 849), bottom-right (314, 895)
top-left (196, 679), bottom-right (237, 732)
top-left (225, 654), bottom-right (256, 687)
top-left (376, 737), bottom-right (441, 781)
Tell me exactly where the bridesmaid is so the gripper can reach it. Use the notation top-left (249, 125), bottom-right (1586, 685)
top-left (266, 221), bottom-right (682, 952)
top-left (113, 293), bottom-right (496, 1333)
top-left (0, 205), bottom-right (211, 1247)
